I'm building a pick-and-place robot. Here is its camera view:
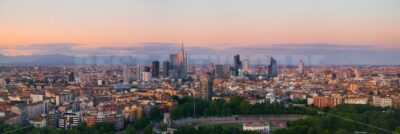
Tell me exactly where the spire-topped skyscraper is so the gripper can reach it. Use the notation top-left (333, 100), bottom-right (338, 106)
top-left (181, 40), bottom-right (184, 54)
top-left (170, 41), bottom-right (187, 80)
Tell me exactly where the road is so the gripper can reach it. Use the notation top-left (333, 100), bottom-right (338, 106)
top-left (172, 114), bottom-right (308, 127)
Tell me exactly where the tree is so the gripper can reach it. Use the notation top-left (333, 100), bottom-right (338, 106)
top-left (70, 128), bottom-right (80, 134)
top-left (92, 122), bottom-right (115, 133)
top-left (124, 125), bottom-right (136, 134)
top-left (229, 96), bottom-right (245, 114)
top-left (176, 126), bottom-right (196, 134)
top-left (134, 117), bottom-right (150, 130)
top-left (239, 100), bottom-right (252, 114)
top-left (160, 124), bottom-right (168, 132)
top-left (395, 126), bottom-right (400, 134)
top-left (143, 124), bottom-right (153, 134)
top-left (197, 126), bottom-right (212, 134)
top-left (149, 107), bottom-right (163, 122)
top-left (212, 126), bottom-right (225, 134)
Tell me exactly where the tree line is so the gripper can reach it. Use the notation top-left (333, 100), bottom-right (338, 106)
top-left (273, 104), bottom-right (400, 134)
top-left (171, 96), bottom-right (317, 119)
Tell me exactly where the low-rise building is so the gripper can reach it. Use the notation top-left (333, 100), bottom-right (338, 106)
top-left (344, 97), bottom-right (368, 104)
top-left (243, 122), bottom-right (270, 133)
top-left (372, 96), bottom-right (392, 107)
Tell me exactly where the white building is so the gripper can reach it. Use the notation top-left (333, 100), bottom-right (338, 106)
top-left (344, 97), bottom-right (368, 104)
top-left (243, 122), bottom-right (270, 133)
top-left (30, 94), bottom-right (44, 103)
top-left (265, 92), bottom-right (276, 103)
top-left (97, 80), bottom-right (105, 86)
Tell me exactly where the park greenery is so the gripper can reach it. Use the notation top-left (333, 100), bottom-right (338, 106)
top-left (172, 96), bottom-right (400, 134)
top-left (175, 125), bottom-right (260, 134)
top-left (273, 104), bottom-right (400, 134)
top-left (170, 96), bottom-right (317, 119)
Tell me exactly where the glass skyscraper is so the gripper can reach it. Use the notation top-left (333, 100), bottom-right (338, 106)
top-left (268, 57), bottom-right (278, 79)
top-left (170, 42), bottom-right (187, 80)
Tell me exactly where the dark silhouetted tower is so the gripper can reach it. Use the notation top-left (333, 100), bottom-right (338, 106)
top-left (152, 61), bottom-right (160, 78)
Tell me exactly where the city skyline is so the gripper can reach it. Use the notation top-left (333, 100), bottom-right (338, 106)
top-left (1, 1), bottom-right (400, 134)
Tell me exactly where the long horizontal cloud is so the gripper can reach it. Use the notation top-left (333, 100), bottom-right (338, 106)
top-left (0, 43), bottom-right (399, 65)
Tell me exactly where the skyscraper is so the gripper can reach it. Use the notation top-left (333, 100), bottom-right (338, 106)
top-left (170, 41), bottom-right (187, 80)
top-left (142, 66), bottom-right (152, 82)
top-left (243, 59), bottom-right (249, 73)
top-left (298, 59), bottom-right (304, 75)
top-left (268, 57), bottom-right (278, 79)
top-left (199, 74), bottom-right (213, 101)
top-left (162, 61), bottom-right (170, 78)
top-left (152, 61), bottom-right (160, 78)
top-left (233, 54), bottom-right (242, 76)
top-left (123, 65), bottom-right (130, 84)
top-left (136, 64), bottom-right (142, 81)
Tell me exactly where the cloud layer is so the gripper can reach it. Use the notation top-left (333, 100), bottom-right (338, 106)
top-left (0, 43), bottom-right (399, 65)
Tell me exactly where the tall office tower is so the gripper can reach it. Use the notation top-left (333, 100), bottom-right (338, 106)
top-left (214, 65), bottom-right (224, 79)
top-left (152, 61), bottom-right (160, 78)
top-left (233, 54), bottom-right (242, 76)
top-left (141, 66), bottom-right (152, 82)
top-left (136, 64), bottom-right (142, 81)
top-left (298, 59), bottom-right (305, 74)
top-left (268, 57), bottom-right (278, 79)
top-left (199, 74), bottom-right (213, 101)
top-left (67, 72), bottom-right (75, 82)
top-left (123, 65), bottom-right (130, 84)
top-left (243, 59), bottom-right (249, 73)
top-left (163, 61), bottom-right (170, 78)
top-left (170, 41), bottom-right (187, 80)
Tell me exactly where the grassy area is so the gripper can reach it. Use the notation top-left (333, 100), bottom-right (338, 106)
top-left (201, 124), bottom-right (243, 130)
top-left (269, 125), bottom-right (281, 132)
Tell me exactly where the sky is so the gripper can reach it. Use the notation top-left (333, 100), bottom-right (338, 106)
top-left (0, 0), bottom-right (399, 64)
